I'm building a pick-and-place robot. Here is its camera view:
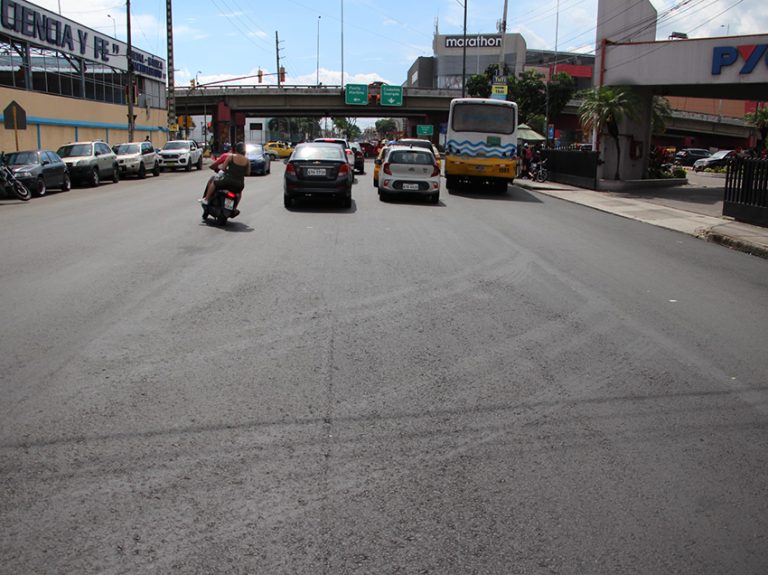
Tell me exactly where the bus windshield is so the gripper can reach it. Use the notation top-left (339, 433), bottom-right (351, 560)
top-left (451, 102), bottom-right (516, 134)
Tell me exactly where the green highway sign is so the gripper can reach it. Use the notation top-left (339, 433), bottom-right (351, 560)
top-left (380, 85), bottom-right (403, 106)
top-left (345, 84), bottom-right (368, 105)
top-left (416, 124), bottom-right (434, 136)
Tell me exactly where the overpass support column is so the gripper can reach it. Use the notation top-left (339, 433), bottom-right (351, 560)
top-left (621, 87), bottom-right (653, 181)
top-left (598, 87), bottom-right (653, 181)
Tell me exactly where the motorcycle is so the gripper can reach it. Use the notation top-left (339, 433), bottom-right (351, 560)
top-left (528, 158), bottom-right (548, 182)
top-left (0, 152), bottom-right (32, 201)
top-left (200, 176), bottom-right (240, 226)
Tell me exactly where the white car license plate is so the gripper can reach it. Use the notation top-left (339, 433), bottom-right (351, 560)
top-left (403, 183), bottom-right (419, 190)
top-left (224, 198), bottom-right (235, 210)
top-left (307, 168), bottom-right (326, 176)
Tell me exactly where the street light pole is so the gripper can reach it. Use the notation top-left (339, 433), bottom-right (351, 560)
top-left (107, 14), bottom-right (116, 38)
top-left (126, 0), bottom-right (135, 142)
top-left (316, 16), bottom-right (321, 86)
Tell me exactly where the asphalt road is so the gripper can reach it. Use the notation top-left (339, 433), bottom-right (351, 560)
top-left (2, 163), bottom-right (767, 574)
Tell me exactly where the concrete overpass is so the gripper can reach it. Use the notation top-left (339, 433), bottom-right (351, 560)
top-left (173, 84), bottom-right (460, 121)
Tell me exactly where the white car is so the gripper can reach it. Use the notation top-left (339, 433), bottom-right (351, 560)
top-left (157, 140), bottom-right (204, 172)
top-left (115, 141), bottom-right (160, 178)
top-left (378, 145), bottom-right (441, 204)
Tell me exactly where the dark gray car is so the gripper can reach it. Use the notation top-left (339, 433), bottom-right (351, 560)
top-left (4, 149), bottom-right (71, 196)
top-left (674, 148), bottom-right (711, 166)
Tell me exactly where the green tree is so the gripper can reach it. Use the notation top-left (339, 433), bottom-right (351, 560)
top-left (295, 117), bottom-right (322, 140)
top-left (578, 86), bottom-right (640, 180)
top-left (744, 105), bottom-right (768, 152)
top-left (465, 65), bottom-right (575, 130)
top-left (375, 118), bottom-right (398, 138)
top-left (509, 70), bottom-right (546, 123)
top-left (333, 117), bottom-right (361, 140)
top-left (466, 63), bottom-right (511, 98)
top-left (466, 73), bottom-right (491, 98)
top-left (546, 71), bottom-right (577, 126)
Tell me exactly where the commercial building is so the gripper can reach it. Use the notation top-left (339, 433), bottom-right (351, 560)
top-left (0, 0), bottom-right (168, 152)
top-left (406, 27), bottom-right (761, 152)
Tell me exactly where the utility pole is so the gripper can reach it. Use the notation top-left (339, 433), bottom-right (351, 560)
top-left (462, 0), bottom-right (467, 97)
top-left (545, 0), bottom-right (560, 146)
top-left (126, 0), bottom-right (135, 142)
top-left (498, 0), bottom-right (508, 77)
top-left (275, 31), bottom-right (282, 88)
top-left (340, 0), bottom-right (344, 86)
top-left (166, 0), bottom-right (176, 138)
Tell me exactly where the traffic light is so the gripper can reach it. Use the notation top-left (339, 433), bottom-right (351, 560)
top-left (190, 78), bottom-right (196, 88)
top-left (279, 66), bottom-right (286, 83)
top-left (257, 69), bottom-right (263, 83)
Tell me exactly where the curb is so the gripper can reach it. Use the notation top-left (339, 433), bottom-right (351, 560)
top-left (703, 231), bottom-right (768, 260)
top-left (519, 182), bottom-right (768, 261)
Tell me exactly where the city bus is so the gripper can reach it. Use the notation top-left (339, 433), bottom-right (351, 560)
top-left (444, 98), bottom-right (519, 192)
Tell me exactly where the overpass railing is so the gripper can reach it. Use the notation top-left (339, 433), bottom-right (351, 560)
top-left (725, 157), bottom-right (768, 227)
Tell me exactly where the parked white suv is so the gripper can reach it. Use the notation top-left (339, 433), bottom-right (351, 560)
top-left (157, 140), bottom-right (203, 172)
top-left (115, 141), bottom-right (160, 178)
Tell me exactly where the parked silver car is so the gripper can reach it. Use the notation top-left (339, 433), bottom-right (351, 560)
top-left (56, 141), bottom-right (119, 187)
top-left (115, 141), bottom-right (160, 178)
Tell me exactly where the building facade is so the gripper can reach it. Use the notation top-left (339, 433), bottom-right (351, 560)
top-left (0, 0), bottom-right (168, 152)
top-left (406, 27), bottom-right (760, 152)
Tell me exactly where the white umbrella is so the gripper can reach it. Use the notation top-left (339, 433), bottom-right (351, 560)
top-left (517, 124), bottom-right (546, 142)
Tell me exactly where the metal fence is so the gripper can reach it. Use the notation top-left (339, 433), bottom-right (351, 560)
top-left (542, 149), bottom-right (599, 189)
top-left (724, 157), bottom-right (768, 227)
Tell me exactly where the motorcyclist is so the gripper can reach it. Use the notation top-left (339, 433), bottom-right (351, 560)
top-left (201, 141), bottom-right (249, 217)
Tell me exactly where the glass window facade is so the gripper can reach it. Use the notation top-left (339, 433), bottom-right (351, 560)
top-left (0, 32), bottom-right (165, 109)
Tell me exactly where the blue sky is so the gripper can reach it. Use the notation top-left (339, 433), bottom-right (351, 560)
top-left (34, 0), bottom-right (767, 90)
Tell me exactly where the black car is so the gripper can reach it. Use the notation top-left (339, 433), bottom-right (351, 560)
top-left (674, 148), bottom-right (711, 166)
top-left (244, 144), bottom-right (271, 175)
top-left (3, 149), bottom-right (71, 196)
top-left (350, 142), bottom-right (365, 174)
top-left (284, 142), bottom-right (352, 209)
top-left (693, 149), bottom-right (735, 172)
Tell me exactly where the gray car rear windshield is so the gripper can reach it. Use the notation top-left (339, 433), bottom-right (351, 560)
top-left (293, 146), bottom-right (345, 161)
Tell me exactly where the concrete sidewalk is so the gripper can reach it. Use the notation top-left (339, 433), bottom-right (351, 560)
top-left (516, 178), bottom-right (768, 259)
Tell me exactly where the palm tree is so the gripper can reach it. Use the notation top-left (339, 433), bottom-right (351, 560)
top-left (578, 86), bottom-right (640, 180)
top-left (744, 105), bottom-right (768, 153)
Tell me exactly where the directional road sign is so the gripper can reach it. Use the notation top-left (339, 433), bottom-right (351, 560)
top-left (345, 84), bottom-right (368, 105)
top-left (380, 85), bottom-right (403, 106)
top-left (416, 124), bottom-right (434, 136)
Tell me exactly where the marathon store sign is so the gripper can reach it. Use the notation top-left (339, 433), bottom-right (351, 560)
top-left (445, 34), bottom-right (502, 49)
top-left (0, 0), bottom-right (165, 80)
